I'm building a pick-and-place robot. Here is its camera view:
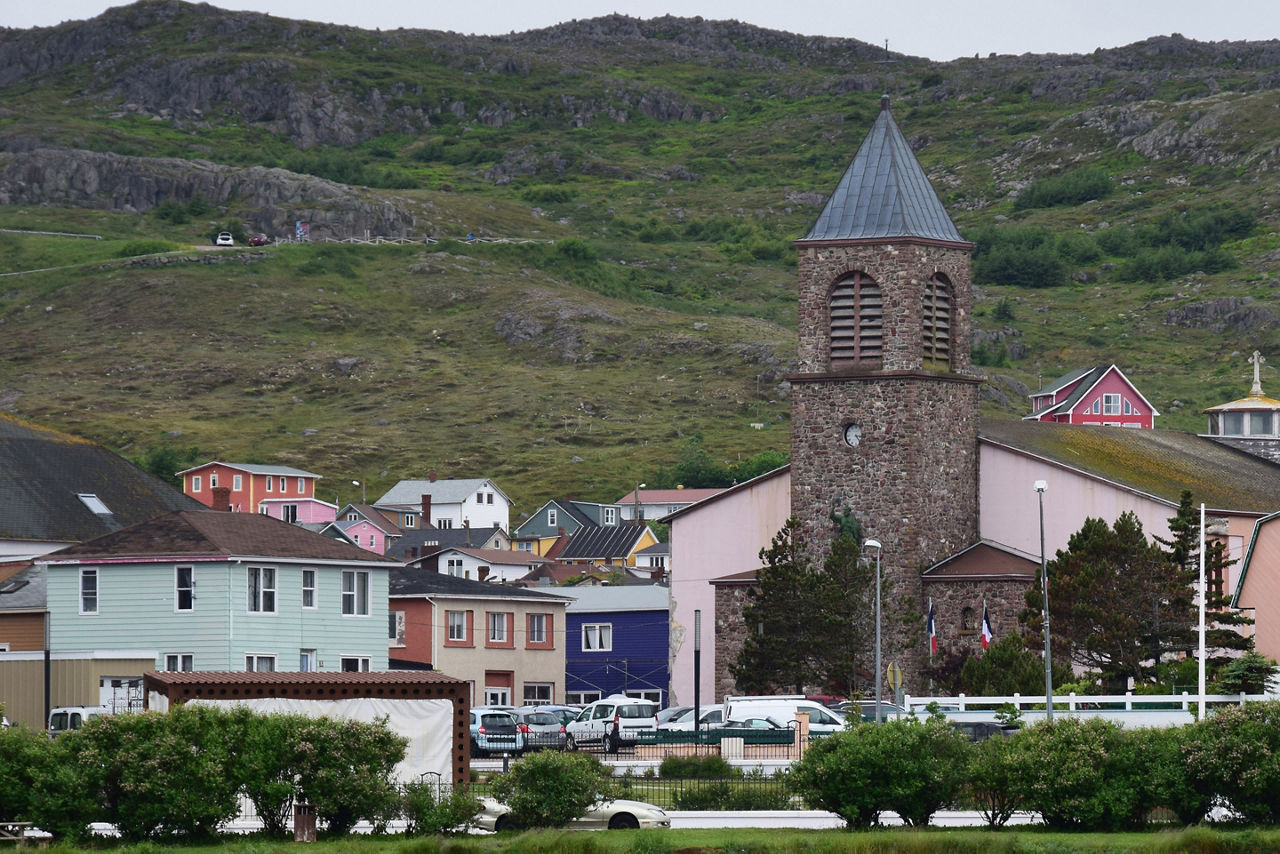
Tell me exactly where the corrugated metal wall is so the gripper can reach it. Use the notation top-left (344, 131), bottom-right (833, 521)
top-left (0, 656), bottom-right (153, 728)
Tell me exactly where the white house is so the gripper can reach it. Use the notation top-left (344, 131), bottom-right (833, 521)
top-left (376, 477), bottom-right (511, 532)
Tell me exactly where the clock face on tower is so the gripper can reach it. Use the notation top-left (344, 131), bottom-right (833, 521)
top-left (843, 424), bottom-right (862, 447)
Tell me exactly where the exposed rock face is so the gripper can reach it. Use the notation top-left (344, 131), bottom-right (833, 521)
top-left (0, 148), bottom-right (418, 238)
top-left (1164, 297), bottom-right (1278, 333)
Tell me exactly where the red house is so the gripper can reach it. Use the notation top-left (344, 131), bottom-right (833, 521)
top-left (178, 461), bottom-right (332, 522)
top-left (1024, 365), bottom-right (1158, 429)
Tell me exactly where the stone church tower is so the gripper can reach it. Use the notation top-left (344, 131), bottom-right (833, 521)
top-left (790, 96), bottom-right (981, 690)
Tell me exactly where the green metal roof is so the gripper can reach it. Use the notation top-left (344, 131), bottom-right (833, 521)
top-left (980, 418), bottom-right (1280, 514)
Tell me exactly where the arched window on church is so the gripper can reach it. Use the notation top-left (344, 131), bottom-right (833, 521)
top-left (923, 273), bottom-right (952, 367)
top-left (960, 606), bottom-right (976, 635)
top-left (830, 272), bottom-right (882, 366)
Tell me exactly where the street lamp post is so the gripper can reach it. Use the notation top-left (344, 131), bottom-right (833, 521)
top-left (634, 483), bottom-right (646, 524)
top-left (1035, 480), bottom-right (1053, 721)
top-left (352, 479), bottom-right (366, 504)
top-left (864, 538), bottom-right (883, 724)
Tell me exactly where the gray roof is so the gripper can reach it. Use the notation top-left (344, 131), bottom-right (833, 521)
top-left (389, 567), bottom-right (570, 602)
top-left (0, 564), bottom-right (47, 612)
top-left (376, 478), bottom-right (507, 506)
top-left (558, 525), bottom-right (649, 561)
top-left (560, 585), bottom-right (669, 612)
top-left (176, 461), bottom-right (320, 478)
top-left (0, 415), bottom-right (202, 545)
top-left (800, 96), bottom-right (966, 245)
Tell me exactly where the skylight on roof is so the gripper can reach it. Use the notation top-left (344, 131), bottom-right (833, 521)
top-left (77, 493), bottom-right (112, 515)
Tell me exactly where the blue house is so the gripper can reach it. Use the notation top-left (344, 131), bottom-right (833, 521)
top-left (560, 585), bottom-right (670, 706)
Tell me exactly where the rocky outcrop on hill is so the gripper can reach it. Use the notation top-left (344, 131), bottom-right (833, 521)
top-left (0, 148), bottom-right (419, 238)
top-left (1164, 297), bottom-right (1278, 333)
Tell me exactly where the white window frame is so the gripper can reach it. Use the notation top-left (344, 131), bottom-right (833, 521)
top-left (582, 623), bottom-right (613, 651)
top-left (80, 568), bottom-right (98, 615)
top-left (265, 477), bottom-right (272, 493)
top-left (448, 610), bottom-right (467, 641)
top-left (245, 654), bottom-right (276, 672)
top-left (209, 472), bottom-right (218, 488)
top-left (340, 656), bottom-right (371, 672)
top-left (389, 611), bottom-right (406, 647)
top-left (233, 474), bottom-right (243, 490)
top-left (446, 557), bottom-right (464, 576)
top-left (296, 476), bottom-right (305, 493)
top-left (342, 570), bottom-right (369, 616)
top-left (528, 613), bottom-right (547, 644)
top-left (1103, 394), bottom-right (1121, 415)
top-left (191, 475), bottom-right (202, 492)
top-left (299, 649), bottom-right (317, 672)
top-left (164, 653), bottom-right (194, 672)
top-left (523, 683), bottom-right (553, 704)
top-left (404, 514), bottom-right (417, 529)
top-left (488, 612), bottom-right (509, 643)
top-left (548, 508), bottom-right (557, 526)
top-left (247, 566), bottom-right (276, 614)
top-left (604, 506), bottom-right (617, 526)
top-left (279, 477), bottom-right (287, 492)
top-left (438, 518), bottom-right (453, 529)
top-left (302, 569), bottom-right (316, 609)
top-left (175, 566), bottom-right (194, 612)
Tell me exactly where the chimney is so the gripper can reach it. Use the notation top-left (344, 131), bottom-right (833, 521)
top-left (421, 494), bottom-right (431, 526)
top-left (478, 566), bottom-right (489, 582)
top-left (211, 486), bottom-right (232, 512)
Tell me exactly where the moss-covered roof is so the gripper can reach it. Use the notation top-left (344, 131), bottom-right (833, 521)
top-left (980, 418), bottom-right (1280, 514)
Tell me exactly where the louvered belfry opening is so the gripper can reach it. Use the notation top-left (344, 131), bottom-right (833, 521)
top-left (923, 273), bottom-right (951, 367)
top-left (830, 271), bottom-right (883, 366)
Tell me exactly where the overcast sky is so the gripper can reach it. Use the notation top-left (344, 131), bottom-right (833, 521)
top-left (6, 0), bottom-right (1280, 62)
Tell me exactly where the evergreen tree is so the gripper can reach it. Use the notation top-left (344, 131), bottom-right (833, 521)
top-left (732, 516), bottom-right (876, 696)
top-left (1022, 512), bottom-right (1194, 687)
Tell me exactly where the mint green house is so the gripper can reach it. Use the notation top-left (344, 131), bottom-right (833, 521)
top-left (41, 510), bottom-right (398, 674)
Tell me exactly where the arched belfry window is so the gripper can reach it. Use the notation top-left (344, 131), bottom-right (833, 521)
top-left (830, 272), bottom-right (882, 366)
top-left (923, 273), bottom-right (952, 367)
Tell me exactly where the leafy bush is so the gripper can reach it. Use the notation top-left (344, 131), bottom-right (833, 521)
top-left (1006, 717), bottom-right (1138, 830)
top-left (970, 225), bottom-right (1070, 288)
top-left (659, 752), bottom-right (733, 778)
top-left (401, 780), bottom-right (481, 836)
top-left (0, 722), bottom-right (49, 823)
top-left (1014, 166), bottom-right (1112, 210)
top-left (965, 733), bottom-right (1025, 827)
top-left (671, 779), bottom-right (731, 809)
top-left (1183, 701), bottom-right (1280, 823)
top-left (789, 717), bottom-right (968, 827)
top-left (522, 185), bottom-right (576, 204)
top-left (555, 237), bottom-right (599, 263)
top-left (489, 751), bottom-right (615, 829)
top-left (292, 715), bottom-right (407, 835)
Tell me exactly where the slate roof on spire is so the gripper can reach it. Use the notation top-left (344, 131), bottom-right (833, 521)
top-left (801, 96), bottom-right (967, 244)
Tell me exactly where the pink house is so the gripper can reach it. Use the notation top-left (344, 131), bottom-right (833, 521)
top-left (335, 504), bottom-right (403, 555)
top-left (1025, 365), bottom-right (1158, 429)
top-left (178, 462), bottom-right (335, 523)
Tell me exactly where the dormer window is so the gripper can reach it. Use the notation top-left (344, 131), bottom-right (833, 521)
top-left (830, 272), bottom-right (882, 366)
top-left (922, 274), bottom-right (951, 367)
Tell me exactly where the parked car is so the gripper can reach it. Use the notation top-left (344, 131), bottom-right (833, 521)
top-left (48, 705), bottom-right (110, 737)
top-left (565, 695), bottom-right (658, 752)
top-left (951, 720), bottom-right (1021, 742)
top-left (469, 707), bottom-right (523, 757)
top-left (716, 715), bottom-right (791, 731)
top-left (474, 796), bottom-right (670, 832)
top-left (856, 700), bottom-right (908, 722)
top-left (721, 695), bottom-right (848, 734)
top-left (214, 232), bottom-right (234, 246)
top-left (655, 704), bottom-right (692, 726)
top-left (247, 234), bottom-right (269, 246)
top-left (532, 704), bottom-right (581, 726)
top-left (511, 707), bottom-right (567, 751)
top-left (657, 706), bottom-right (724, 731)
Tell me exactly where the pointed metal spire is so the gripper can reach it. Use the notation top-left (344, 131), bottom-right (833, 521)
top-left (800, 97), bottom-right (966, 244)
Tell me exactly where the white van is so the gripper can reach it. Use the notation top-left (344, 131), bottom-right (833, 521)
top-left (721, 695), bottom-right (848, 734)
top-left (48, 705), bottom-right (110, 737)
top-left (565, 695), bottom-right (658, 752)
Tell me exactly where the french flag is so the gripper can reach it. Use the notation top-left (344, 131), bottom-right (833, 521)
top-left (980, 602), bottom-right (993, 650)
top-left (927, 599), bottom-right (937, 654)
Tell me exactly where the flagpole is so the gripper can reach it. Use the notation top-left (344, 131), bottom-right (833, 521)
top-left (1199, 503), bottom-right (1206, 720)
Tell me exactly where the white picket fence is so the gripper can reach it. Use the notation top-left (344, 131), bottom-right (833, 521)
top-left (900, 691), bottom-right (1273, 727)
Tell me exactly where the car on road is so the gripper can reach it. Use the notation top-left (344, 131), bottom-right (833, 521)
top-left (214, 232), bottom-right (234, 246)
top-left (469, 708), bottom-right (523, 757)
top-left (474, 796), bottom-right (670, 832)
top-left (247, 234), bottom-right (268, 246)
top-left (656, 704), bottom-right (692, 726)
top-left (565, 695), bottom-right (657, 752)
top-left (716, 715), bottom-right (792, 731)
top-left (511, 707), bottom-right (566, 751)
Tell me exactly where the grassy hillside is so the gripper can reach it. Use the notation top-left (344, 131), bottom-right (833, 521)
top-left (2, 2), bottom-right (1280, 515)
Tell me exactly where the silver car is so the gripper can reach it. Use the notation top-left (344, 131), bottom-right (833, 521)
top-left (474, 796), bottom-right (670, 832)
top-left (512, 707), bottom-right (567, 751)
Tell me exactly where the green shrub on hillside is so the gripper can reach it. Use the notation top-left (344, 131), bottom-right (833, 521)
top-left (1014, 167), bottom-right (1112, 210)
top-left (117, 239), bottom-right (180, 258)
